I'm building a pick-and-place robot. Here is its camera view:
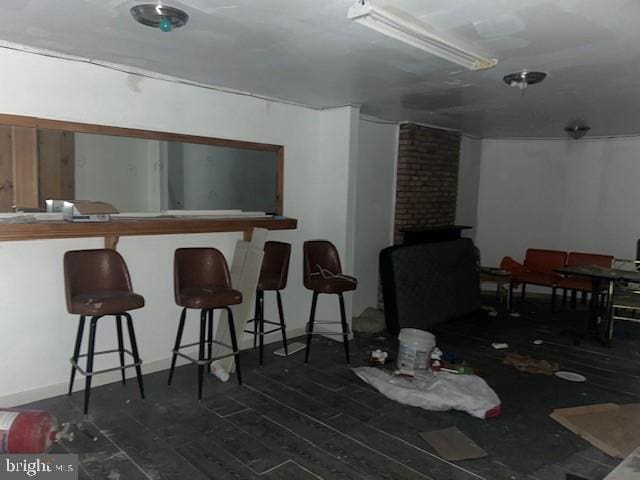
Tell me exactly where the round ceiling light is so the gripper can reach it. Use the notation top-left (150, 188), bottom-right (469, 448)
top-left (130, 4), bottom-right (189, 32)
top-left (503, 71), bottom-right (547, 90)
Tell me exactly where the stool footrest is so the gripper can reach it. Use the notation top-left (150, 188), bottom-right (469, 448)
top-left (305, 321), bottom-right (350, 336)
top-left (173, 340), bottom-right (238, 366)
top-left (70, 349), bottom-right (142, 377)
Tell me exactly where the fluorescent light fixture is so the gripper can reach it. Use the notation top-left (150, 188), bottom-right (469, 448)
top-left (348, 1), bottom-right (497, 71)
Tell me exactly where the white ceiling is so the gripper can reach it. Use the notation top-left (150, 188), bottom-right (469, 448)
top-left (1, 0), bottom-right (640, 138)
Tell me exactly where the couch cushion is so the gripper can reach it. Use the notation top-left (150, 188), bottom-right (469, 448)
top-left (524, 249), bottom-right (567, 274)
top-left (567, 252), bottom-right (613, 268)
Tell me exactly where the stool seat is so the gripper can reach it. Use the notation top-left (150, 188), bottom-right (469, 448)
top-left (176, 287), bottom-right (242, 310)
top-left (170, 247), bottom-right (243, 399)
top-left (64, 248), bottom-right (145, 415)
top-left (306, 275), bottom-right (357, 294)
top-left (303, 240), bottom-right (356, 364)
top-left (70, 291), bottom-right (145, 316)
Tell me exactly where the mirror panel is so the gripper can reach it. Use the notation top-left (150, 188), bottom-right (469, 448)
top-left (0, 114), bottom-right (283, 214)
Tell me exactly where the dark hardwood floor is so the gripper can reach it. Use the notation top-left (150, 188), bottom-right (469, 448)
top-left (21, 297), bottom-right (638, 479)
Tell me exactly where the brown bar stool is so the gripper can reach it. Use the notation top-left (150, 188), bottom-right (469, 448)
top-left (303, 240), bottom-right (357, 364)
top-left (245, 241), bottom-right (291, 365)
top-left (169, 248), bottom-right (243, 400)
top-left (64, 249), bottom-right (146, 415)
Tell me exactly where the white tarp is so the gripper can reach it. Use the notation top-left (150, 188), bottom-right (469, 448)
top-left (353, 367), bottom-right (501, 419)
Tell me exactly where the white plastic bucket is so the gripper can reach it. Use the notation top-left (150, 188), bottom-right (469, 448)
top-left (397, 328), bottom-right (435, 371)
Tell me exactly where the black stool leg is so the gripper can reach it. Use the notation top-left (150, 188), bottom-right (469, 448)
top-left (207, 309), bottom-right (214, 361)
top-left (258, 290), bottom-right (265, 366)
top-left (338, 293), bottom-right (350, 364)
top-left (562, 288), bottom-right (568, 305)
top-left (83, 316), bottom-right (99, 415)
top-left (125, 313), bottom-right (145, 400)
top-left (252, 293), bottom-right (260, 349)
top-left (69, 315), bottom-right (86, 396)
top-left (508, 282), bottom-right (514, 310)
top-left (305, 292), bottom-right (318, 363)
top-left (115, 315), bottom-right (126, 385)
top-left (551, 287), bottom-right (557, 313)
top-left (276, 291), bottom-right (288, 356)
top-left (226, 307), bottom-right (242, 385)
top-left (197, 309), bottom-right (207, 400)
top-left (521, 283), bottom-right (526, 302)
top-left (168, 308), bottom-right (187, 386)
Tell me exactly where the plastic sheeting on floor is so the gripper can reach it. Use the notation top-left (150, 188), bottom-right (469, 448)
top-left (353, 367), bottom-right (501, 419)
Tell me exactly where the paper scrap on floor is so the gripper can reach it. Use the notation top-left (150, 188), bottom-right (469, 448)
top-left (503, 352), bottom-right (558, 375)
top-left (550, 403), bottom-right (640, 458)
top-left (420, 427), bottom-right (488, 461)
top-left (353, 367), bottom-right (501, 419)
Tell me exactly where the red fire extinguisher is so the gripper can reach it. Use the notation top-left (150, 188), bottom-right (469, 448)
top-left (0, 409), bottom-right (72, 454)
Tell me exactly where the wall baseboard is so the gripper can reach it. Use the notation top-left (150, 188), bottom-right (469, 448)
top-left (0, 327), bottom-right (341, 407)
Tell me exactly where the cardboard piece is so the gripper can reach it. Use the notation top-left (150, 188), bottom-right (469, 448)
top-left (63, 200), bottom-right (119, 222)
top-left (550, 403), bottom-right (640, 459)
top-left (419, 427), bottom-right (488, 461)
top-left (214, 228), bottom-right (267, 373)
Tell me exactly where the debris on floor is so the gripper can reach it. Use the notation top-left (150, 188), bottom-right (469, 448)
top-left (368, 349), bottom-right (389, 365)
top-left (353, 367), bottom-right (501, 419)
top-left (554, 371), bottom-right (587, 383)
top-left (503, 352), bottom-right (558, 375)
top-left (481, 305), bottom-right (499, 317)
top-left (352, 307), bottom-right (386, 333)
top-left (533, 339), bottom-right (544, 345)
top-left (550, 403), bottom-right (640, 458)
top-left (492, 342), bottom-right (509, 349)
top-left (419, 427), bottom-right (488, 461)
top-left (273, 342), bottom-right (306, 357)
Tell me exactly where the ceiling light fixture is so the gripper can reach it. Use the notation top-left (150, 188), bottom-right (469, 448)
top-left (130, 4), bottom-right (189, 32)
top-left (503, 71), bottom-right (547, 90)
top-left (564, 123), bottom-right (591, 140)
top-left (347, 0), bottom-right (497, 71)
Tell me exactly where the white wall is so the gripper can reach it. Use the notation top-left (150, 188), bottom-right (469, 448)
top-left (456, 136), bottom-right (482, 240)
top-left (0, 48), bottom-right (359, 405)
top-left (352, 119), bottom-right (398, 315)
top-left (475, 137), bottom-right (640, 268)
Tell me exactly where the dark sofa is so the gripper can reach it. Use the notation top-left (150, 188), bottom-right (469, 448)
top-left (380, 238), bottom-right (481, 335)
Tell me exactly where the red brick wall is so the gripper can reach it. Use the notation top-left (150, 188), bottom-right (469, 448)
top-left (393, 123), bottom-right (461, 244)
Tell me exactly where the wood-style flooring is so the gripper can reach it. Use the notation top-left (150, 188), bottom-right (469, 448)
top-left (22, 297), bottom-right (639, 479)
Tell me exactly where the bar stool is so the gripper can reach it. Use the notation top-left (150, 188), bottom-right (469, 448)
top-left (64, 249), bottom-right (146, 415)
top-left (169, 248), bottom-right (243, 400)
top-left (245, 241), bottom-right (291, 365)
top-left (303, 240), bottom-right (357, 364)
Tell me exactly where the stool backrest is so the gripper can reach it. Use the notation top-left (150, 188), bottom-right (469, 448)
top-left (64, 249), bottom-right (134, 309)
top-left (303, 240), bottom-right (342, 288)
top-left (260, 241), bottom-right (291, 290)
top-left (174, 248), bottom-right (231, 296)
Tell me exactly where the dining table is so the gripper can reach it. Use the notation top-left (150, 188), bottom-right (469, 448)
top-left (553, 264), bottom-right (640, 345)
